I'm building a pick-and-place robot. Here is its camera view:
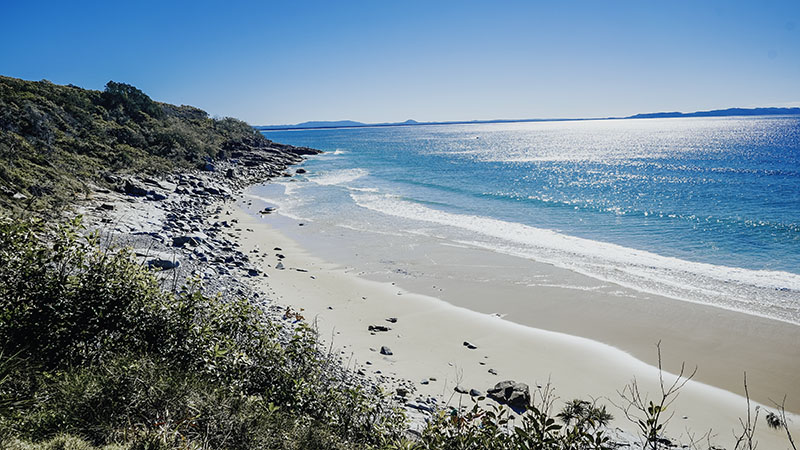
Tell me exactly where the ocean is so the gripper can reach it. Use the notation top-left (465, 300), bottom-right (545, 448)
top-left (257, 116), bottom-right (800, 324)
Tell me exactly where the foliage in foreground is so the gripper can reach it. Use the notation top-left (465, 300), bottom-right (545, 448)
top-left (0, 217), bottom-right (404, 449)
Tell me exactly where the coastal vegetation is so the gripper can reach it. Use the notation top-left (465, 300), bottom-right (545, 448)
top-left (0, 217), bottom-right (405, 449)
top-left (0, 76), bottom-right (273, 214)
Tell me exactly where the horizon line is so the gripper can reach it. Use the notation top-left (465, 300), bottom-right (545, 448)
top-left (258, 106), bottom-right (800, 131)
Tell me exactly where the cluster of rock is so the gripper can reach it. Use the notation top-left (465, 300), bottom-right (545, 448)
top-left (78, 138), bottom-right (448, 437)
top-left (81, 139), bottom-right (319, 304)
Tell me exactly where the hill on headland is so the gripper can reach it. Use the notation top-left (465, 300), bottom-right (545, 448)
top-left (0, 76), bottom-right (294, 214)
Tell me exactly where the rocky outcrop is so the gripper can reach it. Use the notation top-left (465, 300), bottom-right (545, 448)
top-left (147, 257), bottom-right (180, 270)
top-left (487, 380), bottom-right (531, 412)
top-left (123, 179), bottom-right (149, 197)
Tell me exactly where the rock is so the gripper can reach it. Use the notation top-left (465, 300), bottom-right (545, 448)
top-left (386, 317), bottom-right (398, 323)
top-left (225, 168), bottom-right (236, 179)
top-left (469, 389), bottom-right (482, 397)
top-left (203, 162), bottom-right (216, 172)
top-left (488, 368), bottom-right (498, 375)
top-left (275, 262), bottom-right (285, 270)
top-left (147, 191), bottom-right (168, 201)
top-left (507, 384), bottom-right (530, 410)
top-left (143, 178), bottom-right (176, 192)
top-left (380, 346), bottom-right (393, 356)
top-left (123, 179), bottom-right (149, 197)
top-left (99, 203), bottom-right (115, 211)
top-left (295, 168), bottom-right (307, 174)
top-left (368, 325), bottom-right (391, 332)
top-left (454, 386), bottom-right (468, 394)
top-left (396, 388), bottom-right (408, 397)
top-left (147, 258), bottom-right (180, 270)
top-left (463, 341), bottom-right (478, 350)
top-left (487, 380), bottom-right (530, 412)
top-left (172, 236), bottom-right (199, 248)
top-left (247, 268), bottom-right (260, 277)
top-left (407, 402), bottom-right (434, 413)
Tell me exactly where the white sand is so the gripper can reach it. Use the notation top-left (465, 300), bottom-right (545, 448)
top-left (227, 200), bottom-right (800, 449)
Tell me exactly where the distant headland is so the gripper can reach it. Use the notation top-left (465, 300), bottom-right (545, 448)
top-left (259, 106), bottom-right (800, 131)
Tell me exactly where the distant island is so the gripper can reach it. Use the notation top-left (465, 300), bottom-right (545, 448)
top-left (259, 119), bottom-right (419, 130)
top-left (259, 106), bottom-right (800, 131)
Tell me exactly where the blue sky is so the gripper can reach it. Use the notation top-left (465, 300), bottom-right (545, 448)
top-left (1, 1), bottom-right (798, 124)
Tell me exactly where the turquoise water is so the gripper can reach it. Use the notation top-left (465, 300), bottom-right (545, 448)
top-left (259, 117), bottom-right (800, 323)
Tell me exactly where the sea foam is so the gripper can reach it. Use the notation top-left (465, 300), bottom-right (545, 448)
top-left (351, 191), bottom-right (800, 324)
top-left (310, 168), bottom-right (368, 186)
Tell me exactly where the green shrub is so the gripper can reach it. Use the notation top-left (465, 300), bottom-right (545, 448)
top-left (0, 217), bottom-right (403, 449)
top-left (3, 434), bottom-right (128, 450)
top-left (413, 394), bottom-right (612, 450)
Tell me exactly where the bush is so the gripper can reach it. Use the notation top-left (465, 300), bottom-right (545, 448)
top-left (0, 217), bottom-right (404, 449)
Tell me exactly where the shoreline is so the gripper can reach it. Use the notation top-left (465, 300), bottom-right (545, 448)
top-left (245, 187), bottom-right (800, 414)
top-left (75, 149), bottom-right (800, 448)
top-left (229, 191), bottom-right (800, 449)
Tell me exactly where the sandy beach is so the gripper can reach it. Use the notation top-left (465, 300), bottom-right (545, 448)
top-left (224, 192), bottom-right (800, 449)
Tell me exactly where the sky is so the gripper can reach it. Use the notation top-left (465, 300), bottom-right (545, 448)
top-left (1, 1), bottom-right (799, 125)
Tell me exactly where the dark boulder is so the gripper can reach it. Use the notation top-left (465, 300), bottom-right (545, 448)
top-left (147, 191), bottom-right (168, 201)
top-left (380, 346), bottom-right (393, 356)
top-left (123, 179), bottom-right (149, 197)
top-left (172, 236), bottom-right (198, 247)
top-left (487, 380), bottom-right (531, 412)
top-left (147, 258), bottom-right (180, 270)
